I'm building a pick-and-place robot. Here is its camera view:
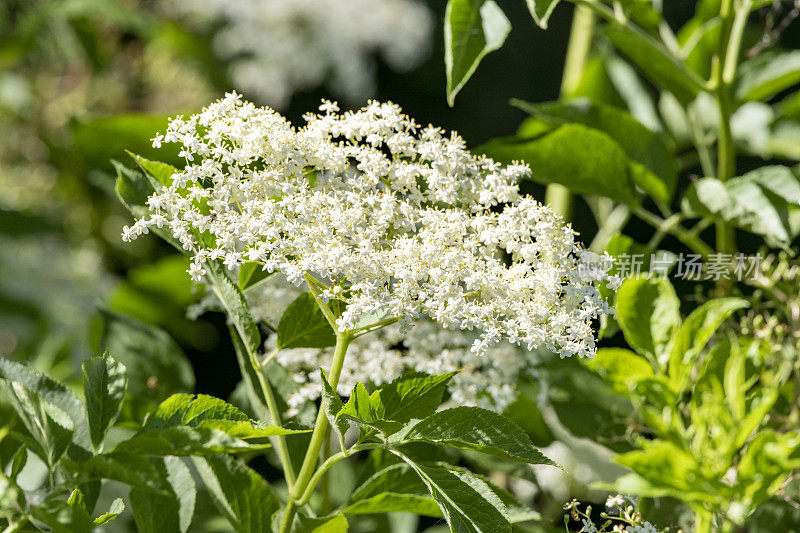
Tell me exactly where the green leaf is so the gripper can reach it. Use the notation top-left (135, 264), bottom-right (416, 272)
top-left (737, 51), bottom-right (800, 102)
top-left (206, 259), bottom-right (261, 356)
top-left (613, 440), bottom-right (714, 503)
top-left (99, 311), bottom-right (194, 403)
top-left (129, 152), bottom-right (178, 187)
top-left (114, 161), bottom-right (183, 251)
top-left (9, 446), bottom-right (27, 481)
top-left (82, 352), bottom-right (127, 451)
top-left (1, 382), bottom-right (75, 467)
top-left (682, 169), bottom-right (800, 247)
top-left (399, 458), bottom-right (511, 533)
top-left (94, 498), bottom-right (125, 526)
top-left (192, 454), bottom-right (280, 533)
top-left (478, 124), bottom-right (638, 205)
top-left (277, 293), bottom-right (336, 350)
top-left (399, 406), bottom-right (556, 466)
top-left (614, 277), bottom-right (681, 364)
top-left (30, 489), bottom-right (95, 533)
top-left (142, 393), bottom-right (307, 439)
top-left (344, 463), bottom-right (441, 517)
top-left (586, 348), bottom-right (654, 396)
top-left (512, 98), bottom-right (677, 202)
top-left (338, 382), bottom-right (404, 436)
top-left (238, 262), bottom-right (274, 291)
top-left (604, 24), bottom-right (704, 104)
top-left (667, 297), bottom-right (748, 390)
top-left (526, 0), bottom-right (560, 29)
top-left (0, 358), bottom-right (91, 450)
top-left (78, 453), bottom-right (178, 492)
top-left (293, 513), bottom-right (349, 532)
top-left (112, 426), bottom-right (271, 456)
top-left (130, 456), bottom-right (196, 533)
top-left (737, 430), bottom-right (800, 510)
top-left (320, 370), bottom-right (349, 451)
top-left (373, 372), bottom-right (457, 424)
top-left (445, 0), bottom-right (510, 106)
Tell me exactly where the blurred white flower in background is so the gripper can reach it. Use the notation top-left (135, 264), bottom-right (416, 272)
top-left (170, 0), bottom-right (432, 108)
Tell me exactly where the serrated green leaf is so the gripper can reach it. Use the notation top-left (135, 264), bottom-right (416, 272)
top-left (478, 124), bottom-right (638, 205)
top-left (9, 445), bottom-right (27, 482)
top-left (193, 454), bottom-right (280, 533)
top-left (512, 98), bottom-right (676, 202)
top-left (94, 498), bottom-right (125, 526)
top-left (614, 277), bottom-right (681, 364)
top-left (399, 458), bottom-right (511, 533)
top-left (445, 0), bottom-right (510, 106)
top-left (129, 152), bottom-right (179, 187)
top-left (526, 0), bottom-right (559, 29)
top-left (737, 50), bottom-right (800, 102)
top-left (82, 352), bottom-right (127, 451)
top-left (400, 406), bottom-right (556, 466)
top-left (374, 372), bottom-right (457, 424)
top-left (1, 382), bottom-right (75, 467)
top-left (338, 382), bottom-right (404, 436)
top-left (344, 463), bottom-right (441, 516)
top-left (320, 370), bottom-right (349, 451)
top-left (112, 426), bottom-right (270, 456)
top-left (142, 393), bottom-right (307, 439)
top-left (30, 489), bottom-right (94, 533)
top-left (667, 297), bottom-right (748, 391)
top-left (682, 169), bottom-right (800, 247)
top-left (293, 512), bottom-right (349, 532)
top-left (277, 293), bottom-right (336, 350)
top-left (130, 456), bottom-right (196, 533)
top-left (0, 359), bottom-right (91, 450)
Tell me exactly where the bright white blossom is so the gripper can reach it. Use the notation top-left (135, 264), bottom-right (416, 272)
top-left (123, 93), bottom-right (615, 356)
top-left (169, 0), bottom-right (431, 108)
top-left (191, 272), bottom-right (530, 414)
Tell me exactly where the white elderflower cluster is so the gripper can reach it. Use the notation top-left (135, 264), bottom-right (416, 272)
top-left (123, 93), bottom-right (615, 356)
top-left (188, 276), bottom-right (527, 412)
top-left (169, 0), bottom-right (431, 108)
top-left (274, 323), bottom-right (527, 414)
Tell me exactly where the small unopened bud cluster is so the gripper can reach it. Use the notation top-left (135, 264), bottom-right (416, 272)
top-left (124, 93), bottom-right (615, 356)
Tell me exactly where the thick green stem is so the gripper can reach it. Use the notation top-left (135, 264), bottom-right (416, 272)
top-left (544, 5), bottom-right (595, 220)
top-left (280, 331), bottom-right (353, 532)
top-left (713, 0), bottom-right (750, 291)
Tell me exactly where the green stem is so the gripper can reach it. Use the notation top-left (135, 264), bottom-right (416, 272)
top-left (280, 331), bottom-right (353, 532)
top-left (713, 0), bottom-right (750, 292)
top-left (297, 443), bottom-right (383, 506)
top-left (632, 207), bottom-right (714, 258)
top-left (207, 277), bottom-right (297, 488)
top-left (544, 5), bottom-right (596, 220)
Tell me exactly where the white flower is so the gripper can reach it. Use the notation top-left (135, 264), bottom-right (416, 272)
top-left (169, 0), bottom-right (432, 108)
top-left (606, 494), bottom-right (625, 508)
top-left (124, 93), bottom-right (615, 357)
